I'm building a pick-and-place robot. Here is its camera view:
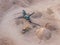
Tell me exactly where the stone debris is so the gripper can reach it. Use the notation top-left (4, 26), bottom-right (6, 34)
top-left (35, 27), bottom-right (51, 40)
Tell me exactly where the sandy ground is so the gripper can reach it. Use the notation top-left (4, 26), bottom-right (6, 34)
top-left (0, 0), bottom-right (60, 45)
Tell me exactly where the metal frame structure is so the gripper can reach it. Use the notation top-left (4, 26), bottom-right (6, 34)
top-left (16, 10), bottom-right (40, 27)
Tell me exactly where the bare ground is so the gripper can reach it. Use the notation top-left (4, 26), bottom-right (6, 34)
top-left (0, 0), bottom-right (60, 45)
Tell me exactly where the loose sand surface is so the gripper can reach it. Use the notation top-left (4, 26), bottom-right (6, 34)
top-left (0, 0), bottom-right (60, 45)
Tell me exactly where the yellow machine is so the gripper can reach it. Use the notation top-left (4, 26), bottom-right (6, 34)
top-left (21, 24), bottom-right (31, 34)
